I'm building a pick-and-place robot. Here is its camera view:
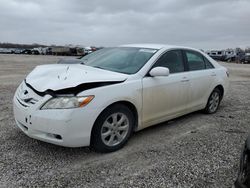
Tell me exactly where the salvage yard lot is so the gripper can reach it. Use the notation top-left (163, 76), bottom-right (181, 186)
top-left (0, 54), bottom-right (250, 187)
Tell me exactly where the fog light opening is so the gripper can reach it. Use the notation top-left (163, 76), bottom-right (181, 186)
top-left (47, 133), bottom-right (62, 140)
top-left (55, 134), bottom-right (62, 140)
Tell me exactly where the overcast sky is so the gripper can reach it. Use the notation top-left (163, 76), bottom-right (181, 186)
top-left (0, 0), bottom-right (249, 49)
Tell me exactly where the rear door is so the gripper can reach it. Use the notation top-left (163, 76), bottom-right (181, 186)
top-left (183, 50), bottom-right (216, 110)
top-left (142, 50), bottom-right (190, 128)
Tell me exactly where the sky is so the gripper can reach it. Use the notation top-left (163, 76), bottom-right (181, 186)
top-left (0, 0), bottom-right (249, 50)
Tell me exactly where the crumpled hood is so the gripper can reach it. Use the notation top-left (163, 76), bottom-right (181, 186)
top-left (25, 64), bottom-right (128, 93)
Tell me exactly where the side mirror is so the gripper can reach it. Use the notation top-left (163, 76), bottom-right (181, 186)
top-left (149, 67), bottom-right (170, 77)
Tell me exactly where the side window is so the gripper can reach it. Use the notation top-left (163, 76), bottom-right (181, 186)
top-left (153, 50), bottom-right (184, 73)
top-left (185, 51), bottom-right (205, 71)
top-left (204, 57), bottom-right (214, 69)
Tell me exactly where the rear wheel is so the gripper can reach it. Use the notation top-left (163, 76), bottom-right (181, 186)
top-left (91, 104), bottom-right (134, 153)
top-left (204, 88), bottom-right (222, 114)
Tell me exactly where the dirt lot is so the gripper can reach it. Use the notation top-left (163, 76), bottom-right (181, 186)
top-left (0, 54), bottom-right (250, 187)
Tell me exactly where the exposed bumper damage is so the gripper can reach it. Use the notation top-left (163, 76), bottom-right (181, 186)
top-left (25, 79), bottom-right (124, 96)
top-left (13, 80), bottom-right (109, 147)
top-left (13, 64), bottom-right (128, 147)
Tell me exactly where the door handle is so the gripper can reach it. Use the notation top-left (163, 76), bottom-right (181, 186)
top-left (211, 72), bottom-right (216, 76)
top-left (181, 77), bottom-right (189, 82)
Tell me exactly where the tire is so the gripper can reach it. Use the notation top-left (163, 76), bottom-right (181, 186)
top-left (237, 147), bottom-right (250, 186)
top-left (90, 104), bottom-right (134, 153)
top-left (204, 88), bottom-right (222, 114)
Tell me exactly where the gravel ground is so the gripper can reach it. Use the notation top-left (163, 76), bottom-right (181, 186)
top-left (0, 54), bottom-right (250, 187)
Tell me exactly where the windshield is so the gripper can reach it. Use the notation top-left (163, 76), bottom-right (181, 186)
top-left (80, 48), bottom-right (111, 62)
top-left (83, 47), bottom-right (157, 74)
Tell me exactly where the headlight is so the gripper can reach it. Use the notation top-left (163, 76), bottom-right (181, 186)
top-left (41, 96), bottom-right (94, 109)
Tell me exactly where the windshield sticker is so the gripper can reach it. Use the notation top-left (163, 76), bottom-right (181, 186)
top-left (139, 49), bottom-right (157, 53)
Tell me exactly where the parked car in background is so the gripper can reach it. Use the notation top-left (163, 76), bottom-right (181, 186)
top-left (224, 49), bottom-right (236, 62)
top-left (31, 48), bottom-right (41, 55)
top-left (235, 135), bottom-right (250, 188)
top-left (206, 48), bottom-right (245, 63)
top-left (0, 48), bottom-right (13, 54)
top-left (84, 47), bottom-right (93, 55)
top-left (206, 50), bottom-right (226, 61)
top-left (21, 49), bottom-right (32, 54)
top-left (13, 48), bottom-right (23, 54)
top-left (46, 47), bottom-right (53, 55)
top-left (13, 44), bottom-right (229, 152)
top-left (57, 47), bottom-right (109, 64)
top-left (245, 53), bottom-right (250, 64)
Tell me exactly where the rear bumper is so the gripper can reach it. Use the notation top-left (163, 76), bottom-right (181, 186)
top-left (13, 96), bottom-right (97, 147)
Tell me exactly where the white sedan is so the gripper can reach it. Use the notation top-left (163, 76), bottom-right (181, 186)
top-left (13, 44), bottom-right (229, 152)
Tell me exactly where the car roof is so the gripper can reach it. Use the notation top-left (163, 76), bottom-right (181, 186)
top-left (121, 43), bottom-right (220, 68)
top-left (120, 43), bottom-right (199, 51)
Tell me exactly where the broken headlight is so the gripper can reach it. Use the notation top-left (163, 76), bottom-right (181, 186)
top-left (41, 96), bottom-right (94, 109)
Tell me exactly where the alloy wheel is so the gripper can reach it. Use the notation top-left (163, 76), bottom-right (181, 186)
top-left (101, 113), bottom-right (129, 147)
top-left (208, 91), bottom-right (220, 113)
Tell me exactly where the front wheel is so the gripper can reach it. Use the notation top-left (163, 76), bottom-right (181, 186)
top-left (90, 104), bottom-right (134, 153)
top-left (204, 88), bottom-right (222, 114)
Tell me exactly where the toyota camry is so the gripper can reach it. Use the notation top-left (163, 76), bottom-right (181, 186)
top-left (13, 44), bottom-right (229, 152)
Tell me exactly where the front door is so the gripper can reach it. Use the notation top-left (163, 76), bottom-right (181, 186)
top-left (142, 50), bottom-right (190, 128)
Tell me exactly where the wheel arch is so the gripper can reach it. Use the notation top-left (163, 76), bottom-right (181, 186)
top-left (214, 84), bottom-right (224, 99)
top-left (90, 100), bottom-right (139, 142)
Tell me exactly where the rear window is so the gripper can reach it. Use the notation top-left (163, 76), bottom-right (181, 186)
top-left (204, 57), bottom-right (214, 69)
top-left (185, 51), bottom-right (205, 71)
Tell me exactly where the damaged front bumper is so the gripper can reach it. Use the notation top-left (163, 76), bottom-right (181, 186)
top-left (13, 81), bottom-right (97, 147)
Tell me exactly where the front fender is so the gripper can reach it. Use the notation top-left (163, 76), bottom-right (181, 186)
top-left (78, 80), bottom-right (143, 128)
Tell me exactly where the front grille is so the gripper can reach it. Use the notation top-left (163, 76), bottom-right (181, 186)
top-left (16, 82), bottom-right (41, 108)
top-left (16, 98), bottom-right (29, 107)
